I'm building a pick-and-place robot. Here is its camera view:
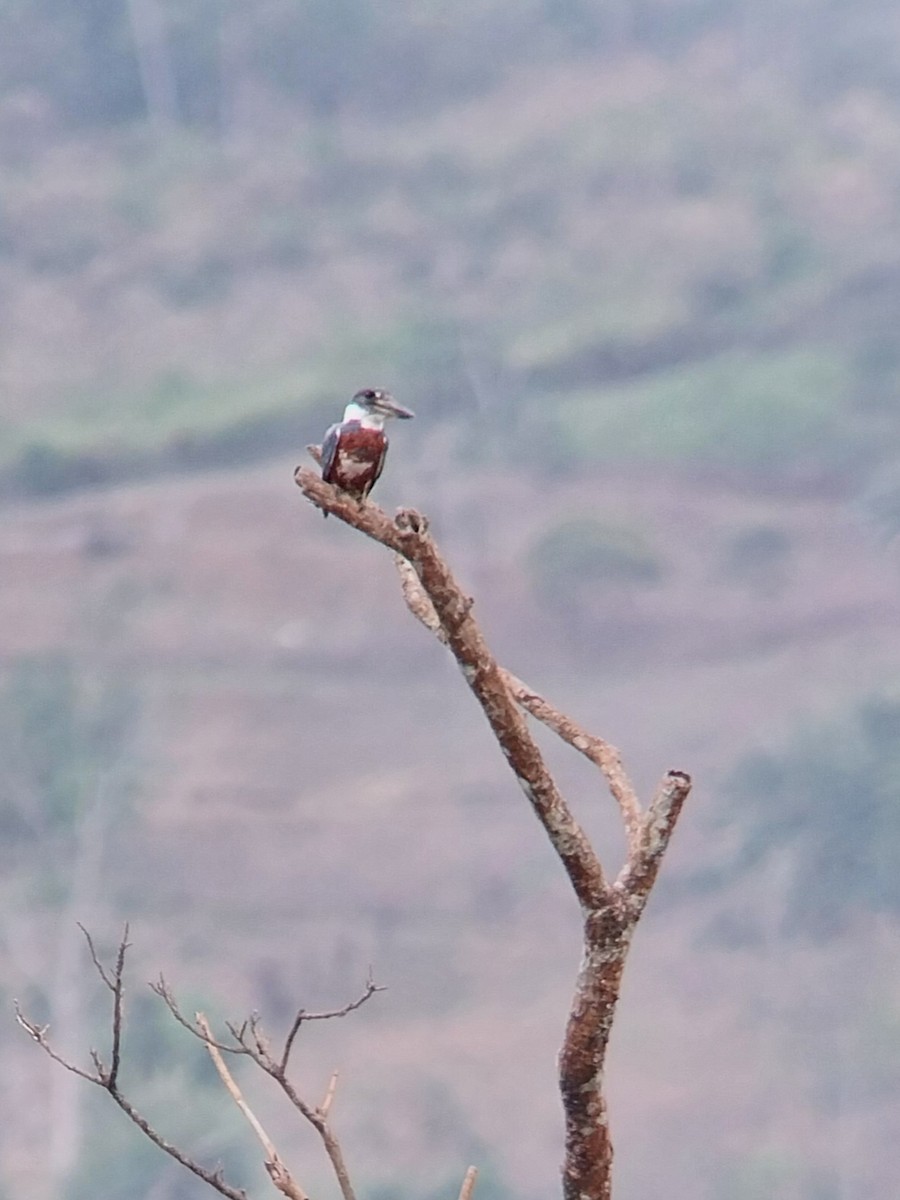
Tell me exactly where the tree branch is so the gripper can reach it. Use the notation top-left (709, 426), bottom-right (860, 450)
top-left (615, 770), bottom-right (692, 910)
top-left (294, 461), bottom-right (693, 1200)
top-left (14, 1003), bottom-right (104, 1086)
top-left (319, 1071), bottom-right (339, 1118)
top-left (457, 1165), bottom-right (478, 1200)
top-left (295, 464), bottom-right (609, 910)
top-left (395, 552), bottom-right (642, 851)
top-left (197, 1013), bottom-right (309, 1200)
top-left (156, 975), bottom-right (366, 1200)
top-left (502, 673), bottom-right (643, 855)
top-left (280, 973), bottom-right (385, 1075)
top-left (16, 934), bottom-right (248, 1200)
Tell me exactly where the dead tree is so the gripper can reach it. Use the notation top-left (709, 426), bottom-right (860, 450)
top-left (17, 924), bottom-right (471, 1200)
top-left (293, 459), bottom-right (691, 1200)
top-left (17, 459), bottom-right (690, 1200)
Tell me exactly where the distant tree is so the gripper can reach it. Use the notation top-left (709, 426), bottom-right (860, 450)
top-left (18, 463), bottom-right (691, 1200)
top-left (1, 657), bottom-right (140, 1195)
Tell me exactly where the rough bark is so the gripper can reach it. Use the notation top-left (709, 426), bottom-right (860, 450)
top-left (294, 464), bottom-right (692, 1200)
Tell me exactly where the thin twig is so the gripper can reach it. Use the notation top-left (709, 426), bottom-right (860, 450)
top-left (280, 1011), bottom-right (306, 1073)
top-left (14, 1003), bottom-right (103, 1084)
top-left (280, 975), bottom-right (383, 1074)
top-left (108, 1085), bottom-right (249, 1200)
top-left (297, 977), bottom-right (386, 1022)
top-left (150, 977), bottom-right (252, 1055)
top-left (16, 937), bottom-right (248, 1200)
top-left (77, 921), bottom-right (121, 990)
top-left (197, 1013), bottom-right (308, 1200)
top-left (108, 929), bottom-right (129, 1090)
top-left (319, 1071), bottom-right (339, 1118)
top-left (198, 1012), bottom-right (280, 1152)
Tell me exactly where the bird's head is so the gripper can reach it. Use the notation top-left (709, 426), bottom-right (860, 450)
top-left (344, 388), bottom-right (415, 426)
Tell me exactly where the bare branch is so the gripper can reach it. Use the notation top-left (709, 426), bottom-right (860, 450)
top-left (108, 929), bottom-right (129, 1089)
top-left (280, 975), bottom-right (383, 1075)
top-left (295, 466), bottom-right (608, 909)
top-left (457, 1165), bottom-right (478, 1200)
top-left (249, 1012), bottom-right (270, 1057)
top-left (311, 1122), bottom-right (356, 1200)
top-left (17, 966), bottom-right (248, 1200)
top-left (106, 1086), bottom-right (249, 1200)
top-left (319, 1071), bottom-right (339, 1118)
top-left (642, 769), bottom-right (692, 860)
top-left (14, 1002), bottom-right (104, 1085)
top-left (394, 549), bottom-right (643, 852)
top-left (227, 1019), bottom-right (252, 1047)
top-left (145, 967), bottom-right (371, 1200)
top-left (197, 1013), bottom-right (308, 1200)
top-left (279, 1011), bottom-right (306, 1072)
top-left (616, 770), bottom-right (692, 907)
top-left (302, 975), bottom-right (387, 1022)
top-left (151, 966), bottom-right (365, 1200)
top-left (295, 462), bottom-right (693, 1200)
top-left (150, 977), bottom-right (252, 1056)
top-left (265, 1159), bottom-right (309, 1200)
top-left (502, 672), bottom-right (643, 856)
top-left (77, 921), bottom-right (124, 991)
top-left (267, 1072), bottom-right (357, 1200)
top-left (394, 555), bottom-right (449, 643)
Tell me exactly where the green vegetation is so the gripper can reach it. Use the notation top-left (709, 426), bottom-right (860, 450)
top-left (534, 349), bottom-right (855, 473)
top-left (723, 690), bottom-right (900, 937)
top-left (0, 657), bottom-right (140, 854)
top-left (3, 2), bottom-right (900, 492)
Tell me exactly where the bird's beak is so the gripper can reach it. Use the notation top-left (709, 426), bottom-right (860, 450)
top-left (378, 397), bottom-right (415, 420)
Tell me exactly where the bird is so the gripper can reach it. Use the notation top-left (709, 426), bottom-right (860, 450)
top-left (320, 388), bottom-right (414, 505)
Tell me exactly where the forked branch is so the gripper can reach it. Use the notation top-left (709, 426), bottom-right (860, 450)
top-left (17, 929), bottom-right (387, 1200)
top-left (294, 463), bottom-right (692, 1200)
top-left (16, 928), bottom-right (248, 1200)
top-left (394, 556), bottom-right (643, 853)
top-left (197, 1013), bottom-right (308, 1200)
top-left (153, 972), bottom-right (386, 1200)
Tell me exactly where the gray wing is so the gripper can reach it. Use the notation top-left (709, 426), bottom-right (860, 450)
top-left (320, 423), bottom-right (341, 482)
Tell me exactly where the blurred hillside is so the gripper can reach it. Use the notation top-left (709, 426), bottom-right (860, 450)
top-left (3, 3), bottom-right (900, 1199)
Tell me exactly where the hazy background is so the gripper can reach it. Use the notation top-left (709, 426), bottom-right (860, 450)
top-left (3, 2), bottom-right (900, 1197)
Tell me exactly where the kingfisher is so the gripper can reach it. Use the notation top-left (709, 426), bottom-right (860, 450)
top-left (320, 388), bottom-right (414, 504)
